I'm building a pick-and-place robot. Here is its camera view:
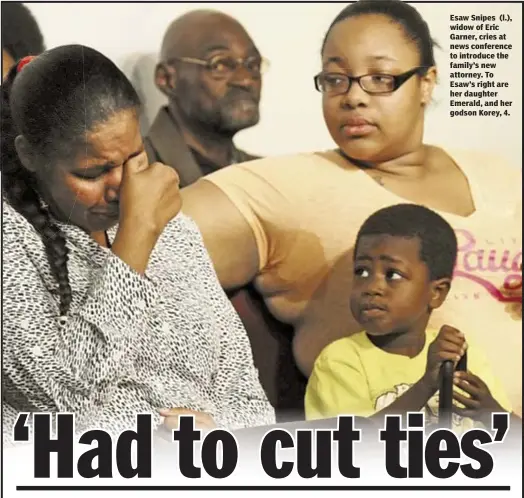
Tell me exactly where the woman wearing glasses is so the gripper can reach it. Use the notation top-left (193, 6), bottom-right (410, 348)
top-left (181, 0), bottom-right (522, 416)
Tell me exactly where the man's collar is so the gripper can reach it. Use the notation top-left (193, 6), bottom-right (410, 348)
top-left (148, 106), bottom-right (260, 171)
top-left (146, 107), bottom-right (204, 186)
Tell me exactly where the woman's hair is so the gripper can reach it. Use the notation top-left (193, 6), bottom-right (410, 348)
top-left (322, 0), bottom-right (438, 67)
top-left (1, 2), bottom-right (45, 60)
top-left (1, 44), bottom-right (141, 318)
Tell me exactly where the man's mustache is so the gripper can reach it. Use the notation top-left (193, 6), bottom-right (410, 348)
top-left (221, 88), bottom-right (259, 104)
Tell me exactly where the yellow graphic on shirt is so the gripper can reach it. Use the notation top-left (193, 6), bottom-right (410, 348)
top-left (374, 383), bottom-right (479, 432)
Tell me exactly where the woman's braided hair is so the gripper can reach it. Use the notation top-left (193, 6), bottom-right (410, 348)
top-left (1, 45), bottom-right (140, 317)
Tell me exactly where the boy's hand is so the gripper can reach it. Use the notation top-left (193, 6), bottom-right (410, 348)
top-left (452, 371), bottom-right (506, 426)
top-left (423, 325), bottom-right (467, 390)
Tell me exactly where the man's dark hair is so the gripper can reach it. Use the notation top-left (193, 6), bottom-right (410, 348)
top-left (1, 3), bottom-right (45, 60)
top-left (354, 204), bottom-right (458, 280)
top-left (1, 44), bottom-right (141, 317)
top-left (322, 0), bottom-right (438, 68)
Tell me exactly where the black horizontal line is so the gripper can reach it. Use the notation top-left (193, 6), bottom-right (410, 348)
top-left (16, 485), bottom-right (512, 492)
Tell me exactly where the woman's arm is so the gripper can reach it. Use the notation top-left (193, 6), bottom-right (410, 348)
top-left (181, 179), bottom-right (260, 290)
top-left (2, 222), bottom-right (157, 433)
top-left (180, 216), bottom-right (276, 429)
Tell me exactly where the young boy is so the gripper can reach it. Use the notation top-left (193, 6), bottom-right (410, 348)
top-left (305, 204), bottom-right (515, 432)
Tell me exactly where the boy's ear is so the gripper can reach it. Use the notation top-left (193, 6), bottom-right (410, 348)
top-left (429, 278), bottom-right (451, 311)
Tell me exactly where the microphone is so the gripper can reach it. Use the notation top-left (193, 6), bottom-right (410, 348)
top-left (438, 352), bottom-right (468, 428)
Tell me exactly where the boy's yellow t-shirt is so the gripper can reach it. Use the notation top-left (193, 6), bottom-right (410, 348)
top-left (305, 328), bottom-right (512, 432)
top-left (203, 148), bottom-right (522, 414)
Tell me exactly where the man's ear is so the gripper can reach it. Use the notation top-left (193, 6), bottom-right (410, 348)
top-left (14, 135), bottom-right (38, 173)
top-left (429, 278), bottom-right (451, 311)
top-left (155, 62), bottom-right (177, 97)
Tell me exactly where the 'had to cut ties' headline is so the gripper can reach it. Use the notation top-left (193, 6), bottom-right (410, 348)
top-left (11, 412), bottom-right (514, 482)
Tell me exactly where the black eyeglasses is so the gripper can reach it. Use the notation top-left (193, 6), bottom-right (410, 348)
top-left (314, 67), bottom-right (428, 96)
top-left (168, 54), bottom-right (270, 79)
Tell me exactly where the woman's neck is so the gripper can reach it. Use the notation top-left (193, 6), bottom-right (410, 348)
top-left (91, 231), bottom-right (110, 248)
top-left (341, 145), bottom-right (432, 181)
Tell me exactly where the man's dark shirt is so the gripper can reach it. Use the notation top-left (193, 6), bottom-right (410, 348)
top-left (144, 106), bottom-right (259, 187)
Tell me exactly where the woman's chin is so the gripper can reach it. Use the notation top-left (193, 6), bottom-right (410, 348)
top-left (337, 141), bottom-right (383, 164)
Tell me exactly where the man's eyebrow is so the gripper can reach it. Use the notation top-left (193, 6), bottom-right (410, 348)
top-left (202, 44), bottom-right (231, 55)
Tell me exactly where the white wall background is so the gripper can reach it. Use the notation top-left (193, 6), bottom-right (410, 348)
top-left (13, 1), bottom-right (524, 166)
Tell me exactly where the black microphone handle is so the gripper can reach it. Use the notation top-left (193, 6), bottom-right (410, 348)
top-left (438, 360), bottom-right (455, 429)
top-left (457, 350), bottom-right (468, 372)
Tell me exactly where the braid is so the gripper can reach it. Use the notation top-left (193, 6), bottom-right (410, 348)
top-left (2, 44), bottom-right (141, 319)
top-left (1, 65), bottom-right (72, 317)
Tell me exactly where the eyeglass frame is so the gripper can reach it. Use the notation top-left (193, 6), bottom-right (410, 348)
top-left (166, 54), bottom-right (270, 79)
top-left (314, 66), bottom-right (430, 96)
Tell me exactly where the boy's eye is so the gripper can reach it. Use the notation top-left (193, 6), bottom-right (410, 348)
top-left (386, 270), bottom-right (403, 280)
top-left (355, 267), bottom-right (370, 278)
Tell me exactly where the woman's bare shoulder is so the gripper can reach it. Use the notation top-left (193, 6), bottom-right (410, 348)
top-left (431, 145), bottom-right (521, 201)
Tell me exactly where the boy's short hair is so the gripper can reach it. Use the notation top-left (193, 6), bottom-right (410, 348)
top-left (354, 204), bottom-right (458, 280)
top-left (1, 3), bottom-right (45, 61)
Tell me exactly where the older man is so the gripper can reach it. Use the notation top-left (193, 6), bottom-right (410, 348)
top-left (145, 9), bottom-right (267, 187)
top-left (146, 12), bottom-right (307, 420)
